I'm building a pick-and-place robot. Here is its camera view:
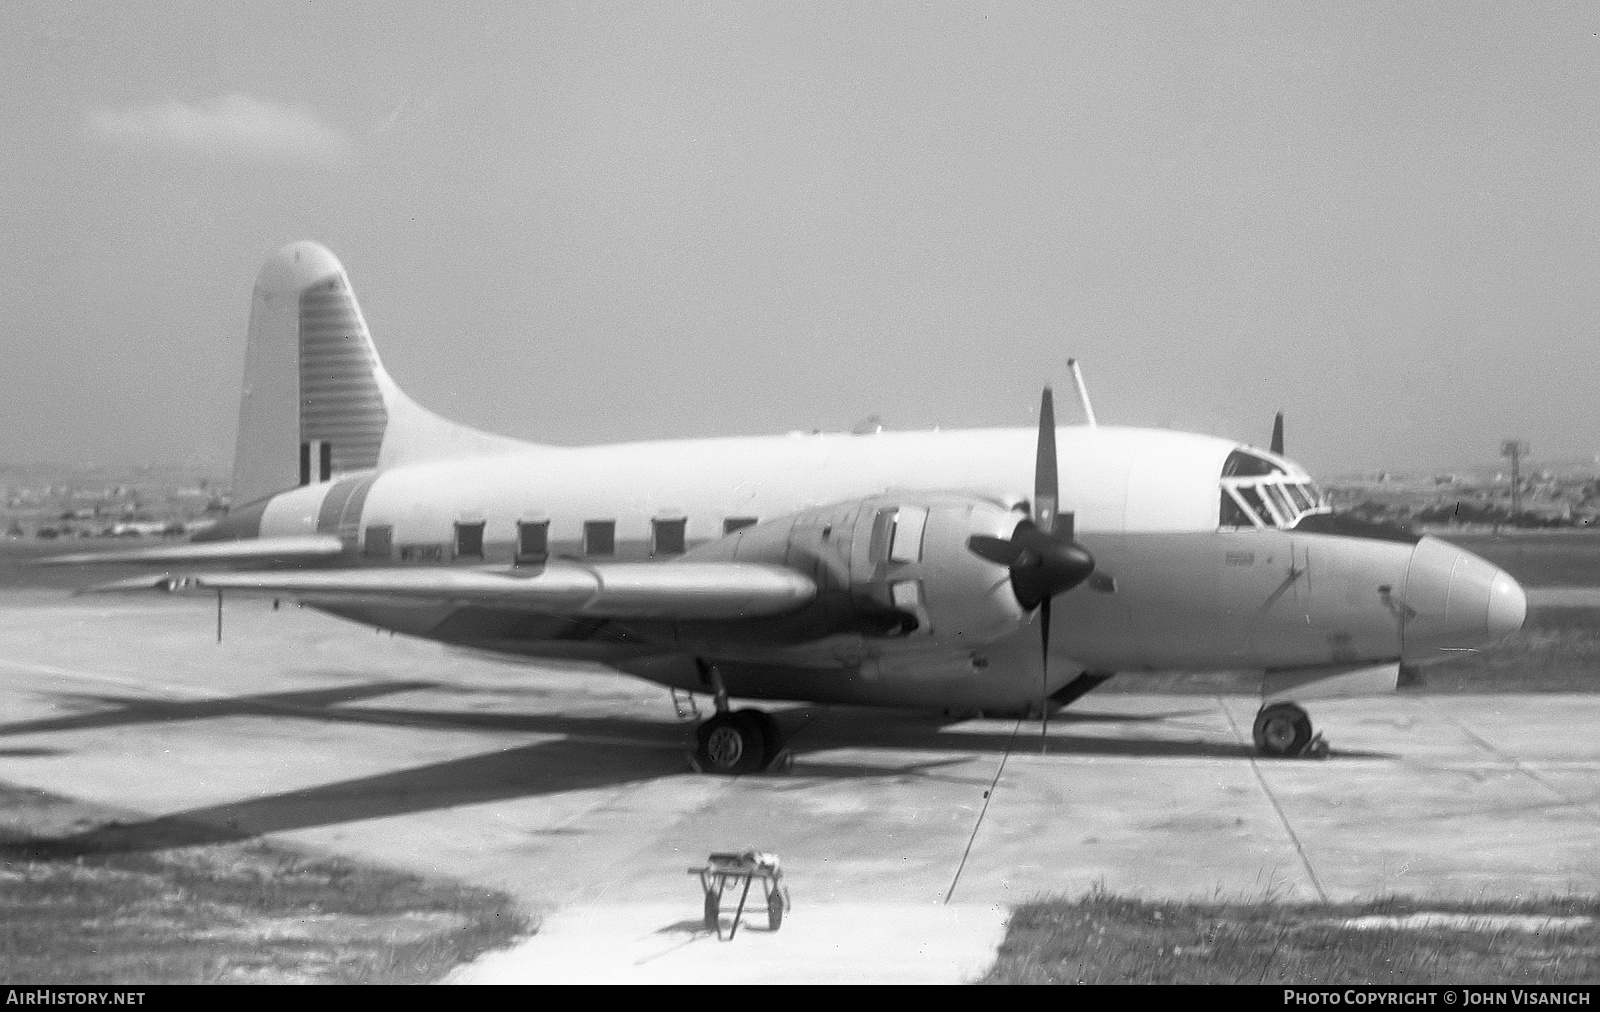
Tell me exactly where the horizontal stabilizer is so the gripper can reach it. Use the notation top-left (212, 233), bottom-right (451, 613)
top-left (85, 562), bottom-right (817, 621)
top-left (38, 535), bottom-right (346, 567)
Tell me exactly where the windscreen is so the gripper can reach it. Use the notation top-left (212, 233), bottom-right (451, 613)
top-left (1219, 452), bottom-right (1330, 529)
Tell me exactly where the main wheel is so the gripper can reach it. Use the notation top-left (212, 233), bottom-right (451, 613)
top-left (1253, 703), bottom-right (1312, 757)
top-left (695, 711), bottom-right (768, 774)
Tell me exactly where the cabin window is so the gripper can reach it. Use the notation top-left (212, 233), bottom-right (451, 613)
top-left (454, 521), bottom-right (485, 559)
top-left (652, 518), bottom-right (687, 557)
top-left (723, 517), bottom-right (758, 535)
top-left (889, 506), bottom-right (927, 563)
top-left (516, 520), bottom-right (548, 564)
top-left (363, 524), bottom-right (392, 559)
top-left (584, 520), bottom-right (615, 556)
top-left (1220, 492), bottom-right (1254, 528)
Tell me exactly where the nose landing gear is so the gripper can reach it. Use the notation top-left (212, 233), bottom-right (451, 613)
top-left (1252, 702), bottom-right (1328, 759)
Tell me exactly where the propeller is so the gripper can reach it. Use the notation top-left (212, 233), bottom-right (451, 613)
top-left (1270, 411), bottom-right (1284, 456)
top-left (966, 388), bottom-right (1096, 751)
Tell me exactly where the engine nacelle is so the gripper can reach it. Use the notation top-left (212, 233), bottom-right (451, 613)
top-left (682, 491), bottom-right (1030, 645)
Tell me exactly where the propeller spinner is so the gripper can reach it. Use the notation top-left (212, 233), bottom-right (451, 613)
top-left (965, 388), bottom-right (1096, 749)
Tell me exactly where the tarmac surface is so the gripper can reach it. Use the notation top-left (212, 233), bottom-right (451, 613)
top-left (0, 591), bottom-right (1596, 983)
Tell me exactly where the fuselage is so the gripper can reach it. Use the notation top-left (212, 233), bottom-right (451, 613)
top-left (203, 422), bottom-right (1526, 711)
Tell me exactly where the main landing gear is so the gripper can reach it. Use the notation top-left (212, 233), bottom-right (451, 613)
top-left (1251, 702), bottom-right (1328, 759)
top-left (688, 660), bottom-right (792, 775)
top-left (695, 708), bottom-right (787, 774)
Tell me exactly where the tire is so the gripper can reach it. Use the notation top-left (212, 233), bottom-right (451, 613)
top-left (704, 889), bottom-right (720, 932)
top-left (746, 709), bottom-right (783, 766)
top-left (695, 712), bottom-right (766, 774)
top-left (730, 709), bottom-right (771, 768)
top-left (1253, 703), bottom-right (1312, 757)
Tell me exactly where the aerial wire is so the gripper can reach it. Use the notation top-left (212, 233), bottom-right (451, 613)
top-left (944, 716), bottom-right (1022, 905)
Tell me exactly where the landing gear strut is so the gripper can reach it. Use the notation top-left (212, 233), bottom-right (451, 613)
top-left (1252, 702), bottom-right (1325, 758)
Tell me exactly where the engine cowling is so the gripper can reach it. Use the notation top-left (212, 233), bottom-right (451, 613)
top-left (682, 491), bottom-right (1032, 646)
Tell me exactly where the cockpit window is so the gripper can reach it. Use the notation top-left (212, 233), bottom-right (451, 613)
top-left (1220, 490), bottom-right (1254, 528)
top-left (1222, 450), bottom-right (1285, 478)
top-left (1219, 460), bottom-right (1331, 530)
top-left (1261, 484), bottom-right (1296, 525)
top-left (1235, 485), bottom-right (1271, 524)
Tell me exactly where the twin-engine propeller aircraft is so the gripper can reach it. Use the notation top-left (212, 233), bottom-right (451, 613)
top-left (47, 242), bottom-right (1527, 773)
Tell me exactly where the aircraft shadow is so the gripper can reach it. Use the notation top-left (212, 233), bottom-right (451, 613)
top-left (0, 685), bottom-right (1393, 858)
top-left (7, 733), bottom-right (690, 858)
top-left (0, 681), bottom-right (439, 738)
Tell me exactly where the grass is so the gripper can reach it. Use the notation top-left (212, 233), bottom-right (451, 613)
top-left (1438, 530), bottom-right (1600, 587)
top-left (0, 783), bottom-right (526, 984)
top-left (1107, 605), bottom-right (1600, 696)
top-left (983, 891), bottom-right (1600, 985)
top-left (1418, 606), bottom-right (1600, 693)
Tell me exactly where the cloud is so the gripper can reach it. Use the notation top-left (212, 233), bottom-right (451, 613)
top-left (85, 94), bottom-right (356, 168)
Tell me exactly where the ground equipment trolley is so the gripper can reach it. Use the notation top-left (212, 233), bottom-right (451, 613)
top-left (689, 851), bottom-right (788, 940)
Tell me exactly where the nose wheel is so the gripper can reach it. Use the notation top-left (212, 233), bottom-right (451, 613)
top-left (1252, 703), bottom-right (1325, 758)
top-left (693, 708), bottom-right (787, 774)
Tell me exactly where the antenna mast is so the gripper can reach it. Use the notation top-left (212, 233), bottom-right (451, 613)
top-left (1066, 358), bottom-right (1097, 427)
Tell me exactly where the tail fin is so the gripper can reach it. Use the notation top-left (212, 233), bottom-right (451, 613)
top-left (231, 242), bottom-right (528, 508)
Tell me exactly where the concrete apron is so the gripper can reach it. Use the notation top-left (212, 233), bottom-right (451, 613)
top-left (0, 596), bottom-right (1596, 983)
top-left (446, 903), bottom-right (1008, 985)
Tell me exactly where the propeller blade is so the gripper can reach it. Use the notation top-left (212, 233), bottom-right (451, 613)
top-left (967, 534), bottom-right (1023, 566)
top-left (966, 385), bottom-right (1098, 622)
top-left (1270, 412), bottom-right (1284, 456)
top-left (1035, 388), bottom-right (1058, 534)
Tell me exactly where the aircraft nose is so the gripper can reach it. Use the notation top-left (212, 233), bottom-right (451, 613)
top-left (1402, 537), bottom-right (1527, 660)
top-left (1487, 569), bottom-right (1528, 641)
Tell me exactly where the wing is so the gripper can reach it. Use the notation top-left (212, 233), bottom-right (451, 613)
top-left (81, 561), bottom-right (817, 621)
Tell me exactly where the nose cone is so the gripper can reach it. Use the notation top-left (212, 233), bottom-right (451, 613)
top-left (1402, 537), bottom-right (1527, 660)
top-left (1487, 570), bottom-right (1528, 641)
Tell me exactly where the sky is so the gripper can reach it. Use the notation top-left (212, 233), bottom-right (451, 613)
top-left (1, 2), bottom-right (1597, 479)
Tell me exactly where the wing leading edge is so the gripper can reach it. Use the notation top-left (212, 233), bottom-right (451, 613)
top-left (39, 535), bottom-right (345, 567)
top-left (81, 562), bottom-right (817, 621)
